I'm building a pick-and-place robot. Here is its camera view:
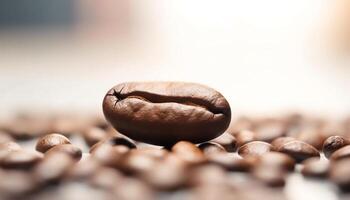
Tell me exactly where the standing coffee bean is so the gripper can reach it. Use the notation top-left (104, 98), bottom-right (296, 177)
top-left (271, 137), bottom-right (295, 150)
top-left (297, 129), bottom-right (325, 150)
top-left (35, 133), bottom-right (71, 153)
top-left (207, 153), bottom-right (251, 172)
top-left (211, 132), bottom-right (237, 152)
top-left (0, 150), bottom-right (42, 169)
top-left (83, 127), bottom-right (109, 146)
top-left (103, 82), bottom-right (231, 146)
top-left (198, 142), bottom-right (226, 155)
top-left (329, 158), bottom-right (350, 191)
top-left (301, 157), bottom-right (329, 178)
top-left (172, 141), bottom-right (207, 165)
top-left (257, 152), bottom-right (295, 171)
top-left (238, 141), bottom-right (272, 158)
top-left (276, 140), bottom-right (319, 163)
top-left (330, 145), bottom-right (350, 160)
top-left (45, 144), bottom-right (82, 161)
top-left (323, 136), bottom-right (350, 158)
top-left (235, 130), bottom-right (256, 147)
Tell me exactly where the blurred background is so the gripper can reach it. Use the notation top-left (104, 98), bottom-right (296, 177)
top-left (1, 0), bottom-right (350, 118)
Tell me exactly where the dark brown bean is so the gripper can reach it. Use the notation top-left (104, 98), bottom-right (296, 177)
top-left (301, 157), bottom-right (329, 178)
top-left (45, 144), bottom-right (82, 161)
top-left (329, 158), bottom-right (350, 191)
top-left (103, 82), bottom-right (231, 146)
top-left (207, 153), bottom-right (251, 172)
top-left (83, 127), bottom-right (109, 146)
top-left (323, 136), bottom-right (350, 158)
top-left (330, 145), bottom-right (350, 160)
top-left (0, 150), bottom-right (42, 169)
top-left (276, 140), bottom-right (320, 163)
top-left (271, 137), bottom-right (295, 150)
top-left (211, 132), bottom-right (237, 152)
top-left (172, 141), bottom-right (207, 165)
top-left (35, 133), bottom-right (71, 153)
top-left (235, 130), bottom-right (256, 147)
top-left (238, 141), bottom-right (272, 158)
top-left (257, 152), bottom-right (295, 171)
top-left (198, 142), bottom-right (226, 155)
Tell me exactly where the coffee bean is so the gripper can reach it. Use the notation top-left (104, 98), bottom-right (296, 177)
top-left (0, 131), bottom-right (13, 144)
top-left (238, 141), bottom-right (272, 158)
top-left (35, 133), bottom-right (71, 153)
top-left (100, 135), bottom-right (137, 149)
top-left (323, 136), bottom-right (350, 158)
top-left (270, 137), bottom-right (295, 150)
top-left (329, 158), bottom-right (350, 191)
top-left (252, 165), bottom-right (286, 187)
top-left (276, 140), bottom-right (320, 163)
top-left (235, 130), bottom-right (256, 147)
top-left (89, 167), bottom-right (123, 190)
top-left (45, 144), bottom-right (82, 161)
top-left (0, 170), bottom-right (38, 197)
top-left (118, 149), bottom-right (158, 175)
top-left (254, 121), bottom-right (286, 143)
top-left (90, 143), bottom-right (126, 167)
top-left (114, 178), bottom-right (155, 200)
top-left (4, 116), bottom-right (50, 139)
top-left (0, 141), bottom-right (22, 161)
top-left (297, 129), bottom-right (325, 150)
top-left (189, 165), bottom-right (228, 186)
top-left (65, 158), bottom-right (101, 180)
top-left (83, 127), bottom-right (109, 146)
top-left (198, 142), bottom-right (226, 155)
top-left (135, 147), bottom-right (168, 159)
top-left (103, 82), bottom-right (231, 146)
top-left (301, 157), bottom-right (329, 178)
top-left (330, 145), bottom-right (350, 160)
top-left (211, 132), bottom-right (237, 152)
top-left (0, 150), bottom-right (42, 169)
top-left (257, 152), bottom-right (295, 171)
top-left (172, 141), bottom-right (207, 165)
top-left (207, 153), bottom-right (251, 172)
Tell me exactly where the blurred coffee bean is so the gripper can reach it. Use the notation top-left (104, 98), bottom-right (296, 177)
top-left (235, 130), bottom-right (256, 147)
top-left (0, 131), bottom-right (13, 144)
top-left (296, 129), bottom-right (325, 150)
top-left (90, 143), bottom-right (126, 167)
top-left (83, 127), bottom-right (109, 147)
top-left (189, 165), bottom-right (228, 186)
top-left (89, 167), bottom-right (123, 190)
top-left (65, 158), bottom-right (101, 180)
top-left (238, 141), bottom-right (272, 158)
top-left (301, 157), bottom-right (329, 178)
top-left (33, 152), bottom-right (75, 184)
top-left (211, 132), bottom-right (237, 152)
top-left (118, 149), bottom-right (158, 175)
top-left (330, 145), bottom-right (350, 160)
top-left (50, 116), bottom-right (88, 135)
top-left (228, 116), bottom-right (254, 134)
top-left (189, 184), bottom-right (238, 200)
top-left (323, 136), bottom-right (350, 158)
top-left (0, 170), bottom-right (38, 197)
top-left (114, 178), bottom-right (155, 200)
top-left (198, 142), bottom-right (226, 155)
top-left (329, 158), bottom-right (350, 191)
top-left (0, 150), bottom-right (42, 169)
top-left (0, 141), bottom-right (21, 159)
top-left (252, 165), bottom-right (286, 187)
top-left (257, 152), bottom-right (295, 171)
top-left (271, 137), bottom-right (296, 150)
top-left (136, 147), bottom-right (168, 159)
top-left (207, 153), bottom-right (252, 172)
top-left (276, 140), bottom-right (319, 163)
top-left (254, 121), bottom-right (286, 143)
top-left (45, 144), bottom-right (82, 161)
top-left (101, 135), bottom-right (137, 149)
top-left (172, 141), bottom-right (207, 165)
top-left (3, 116), bottom-right (50, 139)
top-left (35, 133), bottom-right (71, 153)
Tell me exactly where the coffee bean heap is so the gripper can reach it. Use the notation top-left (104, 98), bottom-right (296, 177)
top-left (0, 112), bottom-right (349, 200)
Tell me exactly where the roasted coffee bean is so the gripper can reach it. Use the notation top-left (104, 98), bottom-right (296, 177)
top-left (3, 116), bottom-right (50, 139)
top-left (330, 145), bottom-right (350, 160)
top-left (83, 127), bottom-right (109, 146)
top-left (198, 142), bottom-right (226, 155)
top-left (102, 135), bottom-right (137, 149)
top-left (276, 140), bottom-right (319, 163)
top-left (119, 149), bottom-right (158, 175)
top-left (254, 121), bottom-right (286, 143)
top-left (0, 141), bottom-right (22, 160)
top-left (89, 167), bottom-right (123, 190)
top-left (172, 141), bottom-right (207, 165)
top-left (329, 158), bottom-right (350, 191)
top-left (103, 82), bottom-right (231, 146)
top-left (35, 133), bottom-right (71, 153)
top-left (252, 165), bottom-right (286, 187)
top-left (65, 158), bottom-right (101, 180)
top-left (211, 132), bottom-right (237, 152)
top-left (0, 150), bottom-right (42, 169)
top-left (238, 141), bottom-right (272, 158)
top-left (135, 147), bottom-right (168, 159)
top-left (189, 165), bottom-right (228, 186)
top-left (301, 157), bottom-right (329, 178)
top-left (297, 129), bottom-right (325, 150)
top-left (207, 153), bottom-right (251, 172)
top-left (323, 136), bottom-right (350, 158)
top-left (257, 152), bottom-right (295, 171)
top-left (90, 143), bottom-right (126, 167)
top-left (49, 116), bottom-right (88, 135)
top-left (33, 152), bottom-right (75, 184)
top-left (0, 131), bottom-right (13, 144)
top-left (0, 170), bottom-right (38, 197)
top-left (235, 130), bottom-right (256, 147)
top-left (271, 137), bottom-right (295, 150)
top-left (45, 144), bottom-right (82, 161)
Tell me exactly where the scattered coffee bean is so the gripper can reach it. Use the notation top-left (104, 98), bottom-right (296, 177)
top-left (297, 129), bottom-right (325, 150)
top-left (4, 116), bottom-right (50, 139)
top-left (135, 147), bottom-right (168, 159)
top-left (172, 141), bottom-right (207, 165)
top-left (89, 167), bottom-right (123, 190)
top-left (301, 157), bottom-right (329, 178)
top-left (65, 158), bottom-right (101, 180)
top-left (238, 141), bottom-right (272, 158)
top-left (211, 132), bottom-right (237, 152)
top-left (257, 152), bottom-right (295, 171)
top-left (114, 178), bottom-right (155, 200)
top-left (189, 165), bottom-right (227, 186)
top-left (83, 127), bottom-right (109, 146)
top-left (198, 142), bottom-right (226, 155)
top-left (276, 140), bottom-right (319, 163)
top-left (45, 144), bottom-right (82, 161)
top-left (90, 143), bottom-right (126, 167)
top-left (35, 133), bottom-right (71, 153)
top-left (103, 82), bottom-right (231, 146)
top-left (119, 149), bottom-right (158, 175)
top-left (101, 135), bottom-right (137, 149)
top-left (252, 165), bottom-right (286, 187)
top-left (207, 153), bottom-right (251, 172)
top-left (330, 145), bottom-right (350, 160)
top-left (254, 121), bottom-right (286, 143)
top-left (329, 158), bottom-right (350, 191)
top-left (0, 150), bottom-right (42, 169)
top-left (323, 136), bottom-right (350, 158)
top-left (235, 130), bottom-right (256, 147)
top-left (271, 137), bottom-right (295, 150)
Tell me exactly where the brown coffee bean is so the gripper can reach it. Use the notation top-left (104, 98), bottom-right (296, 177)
top-left (323, 136), bottom-right (350, 158)
top-left (301, 157), bottom-right (329, 178)
top-left (101, 135), bottom-right (137, 149)
top-left (35, 133), bottom-right (71, 153)
top-left (330, 145), bottom-right (350, 160)
top-left (189, 165), bottom-right (228, 186)
top-left (211, 132), bottom-right (237, 152)
top-left (136, 147), bottom-right (168, 159)
top-left (83, 127), bottom-right (109, 146)
top-left (33, 152), bottom-right (75, 184)
top-left (238, 141), bottom-right (272, 158)
top-left (189, 184), bottom-right (237, 200)
top-left (89, 167), bottom-right (123, 190)
top-left (90, 143), bottom-right (126, 167)
top-left (0, 150), bottom-right (42, 169)
top-left (0, 141), bottom-right (22, 160)
top-left (207, 153), bottom-right (251, 172)
top-left (297, 129), bottom-right (325, 150)
top-left (65, 158), bottom-right (101, 180)
top-left (228, 116), bottom-right (254, 134)
top-left (276, 140), bottom-right (320, 163)
top-left (45, 144), bottom-right (82, 161)
top-left (252, 165), bottom-right (286, 187)
top-left (271, 137), bottom-right (295, 150)
top-left (114, 178), bottom-right (155, 200)
top-left (103, 82), bottom-right (231, 146)
top-left (3, 116), bottom-right (50, 139)
top-left (254, 121), bottom-right (286, 143)
top-left (119, 149), bottom-right (158, 175)
top-left (0, 131), bottom-right (13, 144)
top-left (172, 141), bottom-right (207, 165)
top-left (235, 130), bottom-right (256, 147)
top-left (198, 142), bottom-right (226, 155)
top-left (329, 158), bottom-right (350, 191)
top-left (257, 152), bottom-right (295, 171)
top-left (0, 170), bottom-right (38, 197)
